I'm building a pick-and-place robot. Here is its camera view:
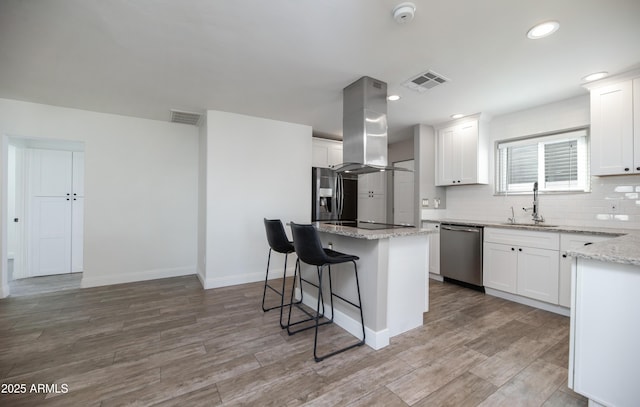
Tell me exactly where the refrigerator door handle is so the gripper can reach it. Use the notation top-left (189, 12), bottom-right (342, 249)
top-left (335, 173), bottom-right (343, 218)
top-left (339, 174), bottom-right (344, 218)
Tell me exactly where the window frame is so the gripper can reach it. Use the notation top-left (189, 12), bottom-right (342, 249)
top-left (495, 128), bottom-right (590, 195)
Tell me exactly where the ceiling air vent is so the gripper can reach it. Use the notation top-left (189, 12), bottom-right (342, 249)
top-left (170, 110), bottom-right (202, 126)
top-left (403, 70), bottom-right (449, 93)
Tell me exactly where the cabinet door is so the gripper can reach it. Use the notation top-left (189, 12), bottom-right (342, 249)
top-left (590, 81), bottom-right (634, 175)
top-left (358, 172), bottom-right (386, 195)
top-left (312, 143), bottom-right (329, 168)
top-left (483, 242), bottom-right (517, 293)
top-left (357, 194), bottom-right (386, 223)
top-left (327, 144), bottom-right (343, 168)
top-left (559, 253), bottom-right (572, 307)
top-left (436, 125), bottom-right (457, 185)
top-left (458, 121), bottom-right (479, 184)
top-left (426, 225), bottom-right (440, 274)
top-left (517, 247), bottom-right (559, 304)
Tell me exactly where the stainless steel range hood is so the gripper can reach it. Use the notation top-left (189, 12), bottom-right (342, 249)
top-left (333, 76), bottom-right (407, 175)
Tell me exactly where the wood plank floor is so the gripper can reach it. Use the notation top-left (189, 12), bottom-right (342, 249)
top-left (0, 275), bottom-right (587, 406)
top-left (9, 273), bottom-right (82, 297)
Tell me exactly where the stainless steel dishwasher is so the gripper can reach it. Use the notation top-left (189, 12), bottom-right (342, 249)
top-left (440, 223), bottom-right (484, 290)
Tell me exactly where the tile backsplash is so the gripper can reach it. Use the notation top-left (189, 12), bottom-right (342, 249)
top-left (433, 175), bottom-right (640, 230)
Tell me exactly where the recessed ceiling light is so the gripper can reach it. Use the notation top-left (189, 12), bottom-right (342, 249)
top-left (451, 113), bottom-right (464, 119)
top-left (527, 20), bottom-right (560, 39)
top-left (582, 72), bottom-right (608, 82)
top-left (387, 95), bottom-right (401, 101)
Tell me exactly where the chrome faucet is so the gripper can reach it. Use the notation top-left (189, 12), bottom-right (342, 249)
top-left (507, 206), bottom-right (516, 224)
top-left (523, 182), bottom-right (544, 224)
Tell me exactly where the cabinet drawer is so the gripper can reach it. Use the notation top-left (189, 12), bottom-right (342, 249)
top-left (484, 227), bottom-right (559, 250)
top-left (559, 233), bottom-right (612, 252)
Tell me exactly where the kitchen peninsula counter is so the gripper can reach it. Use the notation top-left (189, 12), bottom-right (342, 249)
top-left (315, 222), bottom-right (431, 240)
top-left (299, 222), bottom-right (434, 350)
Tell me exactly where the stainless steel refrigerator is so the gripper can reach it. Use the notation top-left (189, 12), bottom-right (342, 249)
top-left (311, 167), bottom-right (357, 222)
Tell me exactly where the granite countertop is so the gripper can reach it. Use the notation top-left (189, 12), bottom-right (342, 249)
top-left (315, 222), bottom-right (433, 240)
top-left (566, 233), bottom-right (640, 266)
top-left (429, 218), bottom-right (630, 236)
top-left (424, 218), bottom-right (640, 266)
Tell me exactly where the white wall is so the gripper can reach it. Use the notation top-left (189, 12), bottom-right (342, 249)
top-left (197, 115), bottom-right (208, 284)
top-left (439, 95), bottom-right (640, 229)
top-left (0, 98), bottom-right (199, 294)
top-left (201, 110), bottom-right (311, 288)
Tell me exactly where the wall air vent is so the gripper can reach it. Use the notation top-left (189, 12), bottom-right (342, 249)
top-left (170, 110), bottom-right (202, 126)
top-left (403, 70), bottom-right (450, 93)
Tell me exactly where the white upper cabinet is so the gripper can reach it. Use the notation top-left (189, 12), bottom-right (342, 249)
top-left (590, 80), bottom-right (635, 175)
top-left (312, 137), bottom-right (343, 168)
top-left (358, 171), bottom-right (387, 223)
top-left (435, 116), bottom-right (488, 186)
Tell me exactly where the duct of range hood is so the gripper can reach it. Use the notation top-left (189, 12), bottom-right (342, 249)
top-left (333, 76), bottom-right (411, 174)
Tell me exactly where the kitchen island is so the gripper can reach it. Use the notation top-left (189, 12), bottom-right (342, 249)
top-left (566, 232), bottom-right (640, 407)
top-left (297, 222), bottom-right (432, 350)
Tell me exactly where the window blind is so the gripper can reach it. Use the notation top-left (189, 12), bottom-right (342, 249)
top-left (496, 129), bottom-right (589, 193)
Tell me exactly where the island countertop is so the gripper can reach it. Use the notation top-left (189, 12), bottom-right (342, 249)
top-left (315, 222), bottom-right (433, 240)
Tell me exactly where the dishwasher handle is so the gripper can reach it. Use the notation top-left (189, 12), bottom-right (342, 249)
top-left (441, 225), bottom-right (481, 233)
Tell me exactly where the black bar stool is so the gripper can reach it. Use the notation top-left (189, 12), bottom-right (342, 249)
top-left (287, 222), bottom-right (365, 362)
top-left (262, 218), bottom-right (301, 328)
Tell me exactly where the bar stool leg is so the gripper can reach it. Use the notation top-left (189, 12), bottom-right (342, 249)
top-left (261, 248), bottom-right (274, 312)
top-left (286, 261), bottom-right (331, 336)
top-left (278, 255), bottom-right (302, 328)
top-left (313, 261), bottom-right (365, 362)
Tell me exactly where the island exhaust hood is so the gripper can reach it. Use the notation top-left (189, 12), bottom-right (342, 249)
top-left (333, 76), bottom-right (409, 175)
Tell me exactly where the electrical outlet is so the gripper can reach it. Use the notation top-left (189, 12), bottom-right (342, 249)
top-left (609, 199), bottom-right (620, 213)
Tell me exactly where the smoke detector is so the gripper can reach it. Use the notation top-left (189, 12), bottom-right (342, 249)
top-left (392, 2), bottom-right (416, 24)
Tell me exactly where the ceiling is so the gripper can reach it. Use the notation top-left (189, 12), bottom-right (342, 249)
top-left (1, 0), bottom-right (639, 143)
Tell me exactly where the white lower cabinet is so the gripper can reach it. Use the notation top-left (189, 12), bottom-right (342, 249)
top-left (483, 242), bottom-right (517, 293)
top-left (483, 228), bottom-right (560, 305)
top-left (559, 233), bottom-right (612, 307)
top-left (517, 247), bottom-right (559, 304)
top-left (424, 223), bottom-right (440, 275)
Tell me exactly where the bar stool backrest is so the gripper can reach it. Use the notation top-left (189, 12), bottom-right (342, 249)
top-left (289, 222), bottom-right (328, 266)
top-left (264, 219), bottom-right (294, 254)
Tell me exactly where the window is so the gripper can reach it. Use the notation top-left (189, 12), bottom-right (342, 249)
top-left (496, 129), bottom-right (589, 194)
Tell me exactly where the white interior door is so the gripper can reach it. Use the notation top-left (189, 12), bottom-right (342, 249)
top-left (27, 148), bottom-right (84, 277)
top-left (393, 160), bottom-right (415, 225)
top-left (31, 149), bottom-right (73, 196)
top-left (71, 196), bottom-right (84, 273)
top-left (30, 197), bottom-right (72, 276)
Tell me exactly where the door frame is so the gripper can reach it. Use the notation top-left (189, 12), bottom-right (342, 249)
top-left (0, 135), bottom-right (85, 298)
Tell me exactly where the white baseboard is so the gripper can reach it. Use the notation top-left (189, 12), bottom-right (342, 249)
top-left (81, 266), bottom-right (196, 288)
top-left (0, 284), bottom-right (9, 299)
top-left (198, 265), bottom-right (296, 290)
top-left (429, 273), bottom-right (444, 282)
top-left (485, 287), bottom-right (570, 317)
top-left (300, 291), bottom-right (389, 350)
